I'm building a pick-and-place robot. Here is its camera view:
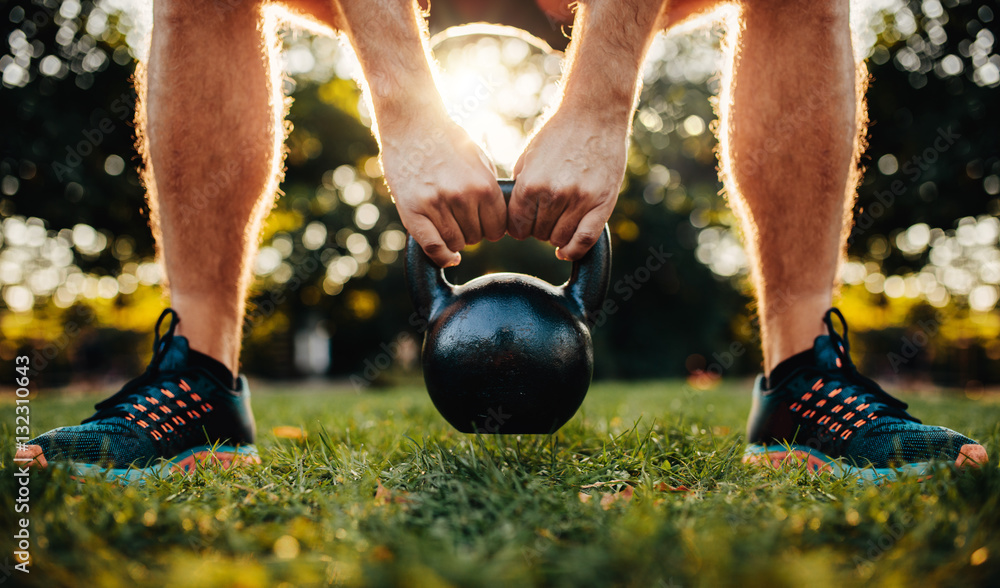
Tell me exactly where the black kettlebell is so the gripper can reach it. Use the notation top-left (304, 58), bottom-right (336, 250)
top-left (406, 179), bottom-right (611, 434)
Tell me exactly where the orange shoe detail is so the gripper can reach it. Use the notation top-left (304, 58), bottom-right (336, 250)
top-left (955, 444), bottom-right (988, 468)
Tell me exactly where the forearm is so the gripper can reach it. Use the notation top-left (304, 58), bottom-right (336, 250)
top-left (334, 0), bottom-right (445, 132)
top-left (559, 0), bottom-right (667, 123)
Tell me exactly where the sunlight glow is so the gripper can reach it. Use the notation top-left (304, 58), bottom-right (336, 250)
top-left (429, 25), bottom-right (562, 172)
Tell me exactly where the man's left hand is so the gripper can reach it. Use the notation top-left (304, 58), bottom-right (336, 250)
top-left (508, 106), bottom-right (630, 261)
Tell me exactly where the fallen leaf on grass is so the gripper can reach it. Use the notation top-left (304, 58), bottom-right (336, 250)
top-left (580, 485), bottom-right (635, 509)
top-left (599, 485), bottom-right (634, 509)
top-left (272, 426), bottom-right (305, 439)
top-left (654, 482), bottom-right (693, 493)
top-left (580, 479), bottom-right (633, 489)
top-left (374, 480), bottom-right (411, 505)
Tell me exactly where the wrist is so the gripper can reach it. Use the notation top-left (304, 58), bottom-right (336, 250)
top-left (339, 0), bottom-right (448, 132)
top-left (558, 70), bottom-right (640, 124)
top-left (557, 0), bottom-right (662, 122)
top-left (367, 74), bottom-right (448, 132)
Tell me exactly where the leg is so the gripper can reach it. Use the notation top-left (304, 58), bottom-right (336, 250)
top-left (725, 1), bottom-right (988, 478)
top-left (139, 0), bottom-right (287, 372)
top-left (717, 0), bottom-right (864, 372)
top-left (17, 0), bottom-right (347, 478)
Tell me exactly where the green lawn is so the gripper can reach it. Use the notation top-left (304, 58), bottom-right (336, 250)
top-left (3, 380), bottom-right (999, 587)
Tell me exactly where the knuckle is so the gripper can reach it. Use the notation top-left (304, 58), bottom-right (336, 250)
top-left (445, 190), bottom-right (468, 206)
top-left (463, 226), bottom-right (482, 243)
top-left (550, 229), bottom-right (573, 248)
top-left (550, 189), bottom-right (573, 206)
top-left (441, 230), bottom-right (465, 249)
top-left (508, 216), bottom-right (531, 235)
top-left (574, 230), bottom-right (600, 247)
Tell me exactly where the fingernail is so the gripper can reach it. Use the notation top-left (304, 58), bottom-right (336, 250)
top-left (555, 249), bottom-right (568, 261)
top-left (445, 254), bottom-right (461, 268)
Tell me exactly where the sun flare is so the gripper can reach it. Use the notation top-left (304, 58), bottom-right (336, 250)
top-left (429, 25), bottom-right (564, 173)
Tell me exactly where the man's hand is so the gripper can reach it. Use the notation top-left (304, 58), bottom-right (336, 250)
top-left (379, 115), bottom-right (506, 267)
top-left (335, 0), bottom-right (506, 267)
top-left (509, 107), bottom-right (629, 261)
top-left (509, 0), bottom-right (665, 260)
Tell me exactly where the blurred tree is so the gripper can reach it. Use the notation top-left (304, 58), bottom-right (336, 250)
top-left (1, 0), bottom-right (998, 388)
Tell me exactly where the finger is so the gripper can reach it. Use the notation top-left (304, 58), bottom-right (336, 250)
top-left (426, 203), bottom-right (466, 252)
top-left (506, 182), bottom-right (537, 240)
top-left (479, 183), bottom-right (507, 242)
top-left (549, 207), bottom-right (583, 249)
top-left (512, 150), bottom-right (526, 176)
top-left (447, 191), bottom-right (483, 245)
top-left (556, 209), bottom-right (608, 261)
top-left (406, 214), bottom-right (462, 268)
top-left (532, 188), bottom-right (571, 242)
top-left (476, 145), bottom-right (499, 177)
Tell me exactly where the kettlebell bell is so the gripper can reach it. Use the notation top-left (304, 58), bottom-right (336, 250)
top-left (406, 179), bottom-right (612, 434)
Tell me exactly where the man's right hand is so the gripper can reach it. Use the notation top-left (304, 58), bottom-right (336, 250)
top-left (334, 0), bottom-right (506, 268)
top-left (378, 116), bottom-right (507, 268)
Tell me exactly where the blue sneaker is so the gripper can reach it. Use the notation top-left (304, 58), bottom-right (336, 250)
top-left (743, 308), bottom-right (988, 482)
top-left (16, 309), bottom-right (260, 483)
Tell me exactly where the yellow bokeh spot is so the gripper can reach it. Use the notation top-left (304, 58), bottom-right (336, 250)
top-left (614, 219), bottom-right (640, 242)
top-left (347, 290), bottom-right (380, 320)
top-left (317, 79), bottom-right (361, 118)
top-left (274, 535), bottom-right (300, 560)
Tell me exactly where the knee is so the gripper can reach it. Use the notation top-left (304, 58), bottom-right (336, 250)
top-left (156, 0), bottom-right (265, 22)
top-left (276, 0), bottom-right (342, 30)
top-left (664, 0), bottom-right (728, 29)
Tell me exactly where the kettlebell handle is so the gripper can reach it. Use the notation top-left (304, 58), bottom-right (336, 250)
top-left (405, 179), bottom-right (612, 324)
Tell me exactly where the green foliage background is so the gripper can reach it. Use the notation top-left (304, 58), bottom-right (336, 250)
top-left (1, 0), bottom-right (998, 388)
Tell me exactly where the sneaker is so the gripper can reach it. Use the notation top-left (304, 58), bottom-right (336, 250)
top-left (15, 309), bottom-right (260, 483)
top-left (743, 308), bottom-right (988, 482)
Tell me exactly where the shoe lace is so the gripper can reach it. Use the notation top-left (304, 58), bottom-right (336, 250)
top-left (815, 308), bottom-right (918, 423)
top-left (83, 309), bottom-right (190, 424)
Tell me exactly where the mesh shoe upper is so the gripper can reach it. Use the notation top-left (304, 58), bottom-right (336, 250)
top-left (29, 309), bottom-right (256, 468)
top-left (747, 308), bottom-right (979, 469)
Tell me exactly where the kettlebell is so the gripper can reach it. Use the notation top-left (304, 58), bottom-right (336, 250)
top-left (406, 179), bottom-right (611, 434)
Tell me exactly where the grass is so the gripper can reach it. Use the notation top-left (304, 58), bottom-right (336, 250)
top-left (2, 379), bottom-right (1000, 588)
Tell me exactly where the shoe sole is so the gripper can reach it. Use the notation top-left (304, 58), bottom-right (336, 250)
top-left (742, 443), bottom-right (988, 483)
top-left (15, 443), bottom-right (261, 484)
